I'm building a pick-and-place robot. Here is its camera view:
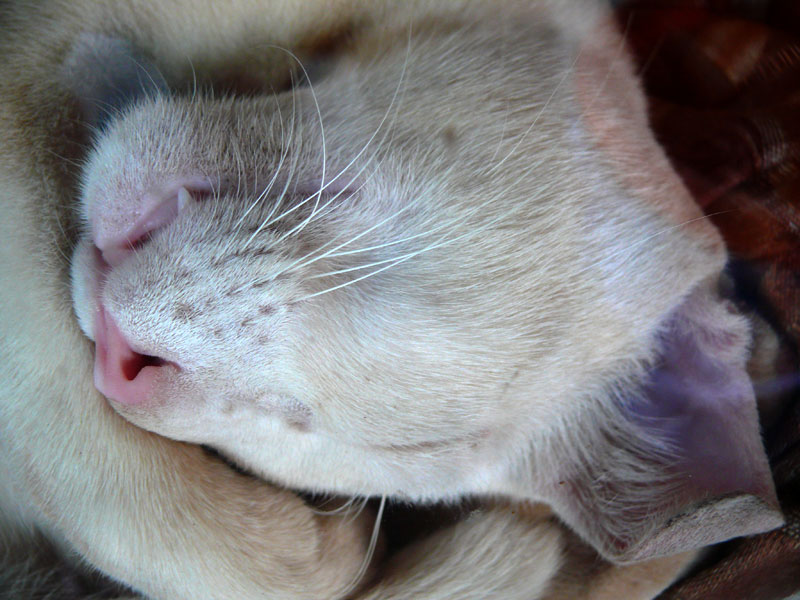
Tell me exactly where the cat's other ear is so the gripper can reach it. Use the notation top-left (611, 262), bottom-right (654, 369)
top-left (61, 33), bottom-right (168, 131)
top-left (543, 279), bottom-right (784, 563)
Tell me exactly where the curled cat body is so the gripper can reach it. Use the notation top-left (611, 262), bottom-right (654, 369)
top-left (0, 0), bottom-right (785, 598)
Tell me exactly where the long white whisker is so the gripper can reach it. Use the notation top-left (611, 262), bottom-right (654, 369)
top-left (309, 495), bottom-right (361, 516)
top-left (255, 23), bottom-right (413, 237)
top-left (296, 225), bottom-right (458, 302)
top-left (323, 212), bottom-right (452, 258)
top-left (264, 166), bottom-right (396, 277)
top-left (306, 24), bottom-right (414, 197)
top-left (265, 178), bottom-right (374, 252)
top-left (221, 84), bottom-right (296, 255)
top-left (188, 56), bottom-right (197, 102)
top-left (239, 88), bottom-right (304, 250)
top-left (262, 46), bottom-right (328, 238)
top-left (301, 205), bottom-right (727, 303)
top-left (340, 495), bottom-right (385, 600)
top-left (488, 99), bottom-right (511, 164)
top-left (308, 205), bottom-right (485, 278)
top-left (280, 174), bottom-right (439, 278)
top-left (292, 73), bottom-right (560, 296)
top-left (297, 176), bottom-right (563, 301)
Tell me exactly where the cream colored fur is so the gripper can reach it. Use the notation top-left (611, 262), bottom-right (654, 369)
top-left (72, 0), bottom-right (723, 502)
top-left (0, 0), bottom-right (775, 598)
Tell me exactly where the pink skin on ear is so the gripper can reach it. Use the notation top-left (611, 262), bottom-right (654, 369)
top-left (542, 282), bottom-right (784, 563)
top-left (635, 311), bottom-right (774, 504)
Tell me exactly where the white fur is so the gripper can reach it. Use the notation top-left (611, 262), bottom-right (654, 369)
top-left (1, 0), bottom-right (776, 598)
top-left (72, 0), bottom-right (723, 503)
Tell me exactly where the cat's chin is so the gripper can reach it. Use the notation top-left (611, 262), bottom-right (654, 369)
top-left (198, 418), bottom-right (516, 503)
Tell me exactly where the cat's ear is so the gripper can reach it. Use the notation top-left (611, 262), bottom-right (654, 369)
top-left (544, 279), bottom-right (783, 563)
top-left (61, 33), bottom-right (168, 131)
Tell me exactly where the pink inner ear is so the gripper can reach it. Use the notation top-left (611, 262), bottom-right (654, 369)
top-left (544, 281), bottom-right (784, 563)
top-left (636, 298), bottom-right (773, 504)
top-left (624, 283), bottom-right (784, 558)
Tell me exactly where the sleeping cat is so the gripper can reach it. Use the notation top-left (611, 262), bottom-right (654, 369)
top-left (1, 0), bottom-right (784, 598)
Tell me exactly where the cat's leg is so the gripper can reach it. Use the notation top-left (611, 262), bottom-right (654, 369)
top-left (0, 376), bottom-right (373, 600)
top-left (542, 547), bottom-right (699, 600)
top-left (354, 502), bottom-right (697, 600)
top-left (355, 504), bottom-right (563, 600)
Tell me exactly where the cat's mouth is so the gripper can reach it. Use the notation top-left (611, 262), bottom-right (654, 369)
top-left (93, 302), bottom-right (169, 406)
top-left (82, 181), bottom-right (212, 407)
top-left (87, 242), bottom-right (179, 408)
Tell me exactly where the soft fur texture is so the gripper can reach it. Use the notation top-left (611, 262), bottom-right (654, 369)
top-left (0, 0), bottom-right (784, 598)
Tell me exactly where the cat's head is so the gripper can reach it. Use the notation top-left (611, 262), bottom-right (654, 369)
top-left (68, 3), bottom-right (782, 563)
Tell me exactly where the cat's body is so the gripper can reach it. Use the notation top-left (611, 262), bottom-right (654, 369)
top-left (0, 0), bottom-right (784, 598)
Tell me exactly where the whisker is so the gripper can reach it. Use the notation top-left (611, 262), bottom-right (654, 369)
top-left (233, 129), bottom-right (245, 200)
top-left (577, 209), bottom-right (738, 277)
top-left (129, 55), bottom-right (168, 99)
top-left (301, 203), bottom-right (728, 303)
top-left (277, 173), bottom-right (427, 278)
top-left (274, 99), bottom-right (431, 277)
top-left (43, 147), bottom-right (85, 170)
top-left (296, 176), bottom-right (562, 301)
top-left (242, 146), bottom-right (304, 250)
top-left (340, 495), bottom-right (385, 599)
top-left (488, 99), bottom-right (512, 164)
top-left (322, 212), bottom-right (448, 258)
top-left (228, 84), bottom-right (301, 254)
top-left (293, 70), bottom-right (568, 297)
top-left (239, 78), bottom-right (305, 249)
top-left (263, 174), bottom-right (381, 274)
top-left (222, 87), bottom-right (294, 253)
top-left (261, 46), bottom-right (329, 238)
top-left (347, 496), bottom-right (372, 523)
top-left (252, 23), bottom-right (413, 239)
top-left (52, 212), bottom-right (74, 263)
top-left (309, 495), bottom-right (361, 516)
top-left (635, 34), bottom-right (666, 80)
top-left (187, 55), bottom-right (198, 103)
top-left (308, 206), bottom-right (481, 279)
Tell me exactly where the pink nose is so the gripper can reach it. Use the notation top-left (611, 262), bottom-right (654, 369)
top-left (93, 306), bottom-right (165, 406)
